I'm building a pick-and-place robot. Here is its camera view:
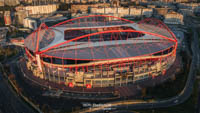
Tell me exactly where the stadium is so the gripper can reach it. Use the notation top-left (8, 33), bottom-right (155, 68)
top-left (23, 15), bottom-right (177, 98)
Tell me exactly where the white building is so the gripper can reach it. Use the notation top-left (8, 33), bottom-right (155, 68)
top-left (24, 4), bottom-right (58, 15)
top-left (0, 0), bottom-right (4, 6)
top-left (90, 7), bottom-right (153, 18)
top-left (129, 8), bottom-right (142, 17)
top-left (164, 11), bottom-right (184, 25)
top-left (142, 8), bottom-right (153, 17)
top-left (178, 3), bottom-right (200, 10)
top-left (175, 0), bottom-right (189, 3)
top-left (16, 4), bottom-right (59, 15)
top-left (16, 10), bottom-right (29, 25)
top-left (4, 0), bottom-right (19, 6)
top-left (23, 17), bottom-right (37, 30)
top-left (178, 3), bottom-right (200, 13)
top-left (60, 0), bottom-right (106, 3)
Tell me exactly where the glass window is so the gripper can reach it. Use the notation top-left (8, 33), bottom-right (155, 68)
top-left (116, 78), bottom-right (120, 81)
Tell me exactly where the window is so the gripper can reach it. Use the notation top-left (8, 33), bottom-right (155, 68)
top-left (94, 80), bottom-right (101, 84)
top-left (102, 80), bottom-right (108, 84)
top-left (116, 78), bottom-right (120, 82)
top-left (86, 80), bottom-right (91, 84)
top-left (68, 79), bottom-right (73, 82)
top-left (128, 76), bottom-right (133, 80)
top-left (122, 77), bottom-right (126, 81)
top-left (60, 77), bottom-right (65, 82)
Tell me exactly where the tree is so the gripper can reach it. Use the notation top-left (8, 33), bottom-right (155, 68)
top-left (9, 74), bottom-right (15, 80)
top-left (142, 88), bottom-right (146, 97)
top-left (42, 104), bottom-right (48, 113)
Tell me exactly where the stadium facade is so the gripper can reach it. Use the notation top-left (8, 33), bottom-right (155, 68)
top-left (24, 15), bottom-right (177, 90)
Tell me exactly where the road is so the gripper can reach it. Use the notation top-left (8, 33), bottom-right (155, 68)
top-left (194, 27), bottom-right (200, 113)
top-left (0, 68), bottom-right (36, 113)
top-left (1, 19), bottom-right (199, 113)
top-left (196, 84), bottom-right (200, 113)
top-left (0, 46), bottom-right (36, 113)
top-left (75, 25), bottom-right (200, 113)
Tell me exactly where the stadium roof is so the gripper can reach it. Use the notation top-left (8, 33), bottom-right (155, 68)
top-left (24, 15), bottom-right (177, 61)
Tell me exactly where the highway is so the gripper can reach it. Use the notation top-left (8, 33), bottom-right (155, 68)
top-left (75, 26), bottom-right (200, 113)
